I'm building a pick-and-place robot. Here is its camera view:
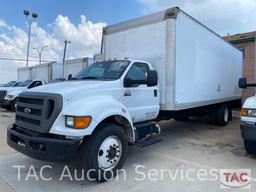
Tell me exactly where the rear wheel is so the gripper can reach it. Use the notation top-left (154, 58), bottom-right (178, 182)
top-left (209, 104), bottom-right (230, 126)
top-left (79, 123), bottom-right (128, 182)
top-left (244, 139), bottom-right (256, 155)
top-left (216, 104), bottom-right (229, 126)
top-left (209, 108), bottom-right (217, 124)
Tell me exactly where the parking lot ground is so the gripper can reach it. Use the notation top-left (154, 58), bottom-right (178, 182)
top-left (0, 108), bottom-right (256, 191)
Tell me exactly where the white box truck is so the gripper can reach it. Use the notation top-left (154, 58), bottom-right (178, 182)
top-left (34, 62), bottom-right (63, 83)
top-left (17, 67), bottom-right (35, 81)
top-left (238, 79), bottom-right (256, 155)
top-left (63, 57), bottom-right (93, 78)
top-left (7, 7), bottom-right (242, 181)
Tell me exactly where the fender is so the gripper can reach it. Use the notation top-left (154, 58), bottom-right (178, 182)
top-left (4, 91), bottom-right (20, 104)
top-left (241, 96), bottom-right (256, 123)
top-left (93, 101), bottom-right (135, 143)
top-left (50, 96), bottom-right (135, 142)
top-left (5, 92), bottom-right (20, 100)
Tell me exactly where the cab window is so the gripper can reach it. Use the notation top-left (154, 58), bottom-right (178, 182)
top-left (28, 81), bottom-right (42, 89)
top-left (124, 62), bottom-right (150, 87)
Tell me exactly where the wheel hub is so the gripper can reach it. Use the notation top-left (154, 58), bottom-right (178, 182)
top-left (107, 146), bottom-right (117, 160)
top-left (98, 136), bottom-right (122, 170)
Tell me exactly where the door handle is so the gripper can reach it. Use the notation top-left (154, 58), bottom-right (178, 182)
top-left (124, 90), bottom-right (131, 96)
top-left (154, 89), bottom-right (157, 97)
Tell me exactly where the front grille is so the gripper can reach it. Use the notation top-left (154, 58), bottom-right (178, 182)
top-left (15, 92), bottom-right (63, 133)
top-left (0, 90), bottom-right (7, 104)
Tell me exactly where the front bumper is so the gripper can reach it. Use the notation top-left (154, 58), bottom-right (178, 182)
top-left (240, 124), bottom-right (256, 141)
top-left (7, 124), bottom-right (81, 162)
top-left (0, 99), bottom-right (11, 107)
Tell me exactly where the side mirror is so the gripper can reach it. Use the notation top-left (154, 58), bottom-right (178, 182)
top-left (67, 74), bottom-right (73, 80)
top-left (147, 70), bottom-right (158, 87)
top-left (123, 78), bottom-right (132, 87)
top-left (28, 84), bottom-right (34, 89)
top-left (238, 78), bottom-right (247, 89)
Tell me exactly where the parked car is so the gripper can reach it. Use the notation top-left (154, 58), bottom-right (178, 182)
top-left (238, 78), bottom-right (256, 155)
top-left (0, 81), bottom-right (17, 88)
top-left (0, 79), bottom-right (45, 111)
top-left (7, 7), bottom-right (242, 182)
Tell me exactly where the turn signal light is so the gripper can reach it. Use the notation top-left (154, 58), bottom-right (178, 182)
top-left (240, 109), bottom-right (248, 116)
top-left (74, 116), bottom-right (92, 129)
top-left (66, 116), bottom-right (92, 129)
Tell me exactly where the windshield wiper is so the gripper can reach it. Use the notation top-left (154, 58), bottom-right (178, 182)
top-left (80, 76), bottom-right (101, 80)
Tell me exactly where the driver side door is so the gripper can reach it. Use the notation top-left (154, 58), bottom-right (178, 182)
top-left (28, 81), bottom-right (43, 89)
top-left (121, 62), bottom-right (159, 123)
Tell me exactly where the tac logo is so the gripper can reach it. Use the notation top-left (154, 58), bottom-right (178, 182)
top-left (220, 169), bottom-right (251, 189)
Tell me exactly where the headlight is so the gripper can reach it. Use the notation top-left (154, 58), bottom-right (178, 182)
top-left (65, 116), bottom-right (92, 129)
top-left (241, 108), bottom-right (256, 117)
top-left (6, 95), bottom-right (14, 100)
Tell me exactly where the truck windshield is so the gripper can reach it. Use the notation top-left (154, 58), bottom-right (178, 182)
top-left (49, 78), bottom-right (66, 83)
top-left (75, 60), bottom-right (130, 80)
top-left (13, 82), bottom-right (22, 87)
top-left (16, 80), bottom-right (32, 87)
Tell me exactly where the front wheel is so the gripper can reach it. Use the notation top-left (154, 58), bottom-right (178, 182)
top-left (11, 98), bottom-right (17, 111)
top-left (79, 123), bottom-right (128, 182)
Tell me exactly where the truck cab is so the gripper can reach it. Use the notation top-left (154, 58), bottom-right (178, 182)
top-left (239, 78), bottom-right (256, 154)
top-left (0, 79), bottom-right (45, 111)
top-left (7, 60), bottom-right (159, 181)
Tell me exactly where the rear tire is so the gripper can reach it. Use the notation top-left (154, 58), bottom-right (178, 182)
top-left (216, 104), bottom-right (229, 126)
top-left (209, 104), bottom-right (229, 126)
top-left (209, 108), bottom-right (217, 124)
top-left (79, 123), bottom-right (128, 182)
top-left (244, 139), bottom-right (256, 155)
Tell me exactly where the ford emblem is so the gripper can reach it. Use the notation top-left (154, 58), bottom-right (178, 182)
top-left (24, 107), bottom-right (31, 114)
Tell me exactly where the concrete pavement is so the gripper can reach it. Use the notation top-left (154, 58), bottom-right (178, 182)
top-left (0, 108), bottom-right (256, 192)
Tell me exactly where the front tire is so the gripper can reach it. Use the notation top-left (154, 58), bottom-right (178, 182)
top-left (11, 99), bottom-right (17, 111)
top-left (244, 139), bottom-right (256, 155)
top-left (79, 123), bottom-right (128, 182)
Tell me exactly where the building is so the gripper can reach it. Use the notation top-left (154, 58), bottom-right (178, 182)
top-left (224, 31), bottom-right (256, 99)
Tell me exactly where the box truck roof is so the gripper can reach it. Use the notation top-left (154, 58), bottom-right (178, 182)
top-left (102, 6), bottom-right (242, 111)
top-left (103, 7), bottom-right (238, 52)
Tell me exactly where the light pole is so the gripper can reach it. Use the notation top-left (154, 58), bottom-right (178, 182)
top-left (33, 45), bottom-right (48, 65)
top-left (23, 10), bottom-right (38, 67)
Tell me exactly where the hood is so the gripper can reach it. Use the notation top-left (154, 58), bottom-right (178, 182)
top-left (243, 96), bottom-right (256, 109)
top-left (25, 80), bottom-right (121, 97)
top-left (6, 88), bottom-right (28, 97)
top-left (0, 87), bottom-right (27, 92)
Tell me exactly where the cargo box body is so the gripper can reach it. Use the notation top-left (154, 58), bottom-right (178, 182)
top-left (34, 62), bottom-right (63, 83)
top-left (17, 67), bottom-right (35, 81)
top-left (102, 7), bottom-right (242, 111)
top-left (63, 58), bottom-right (93, 78)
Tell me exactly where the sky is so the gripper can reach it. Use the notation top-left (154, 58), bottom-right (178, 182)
top-left (0, 0), bottom-right (256, 82)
